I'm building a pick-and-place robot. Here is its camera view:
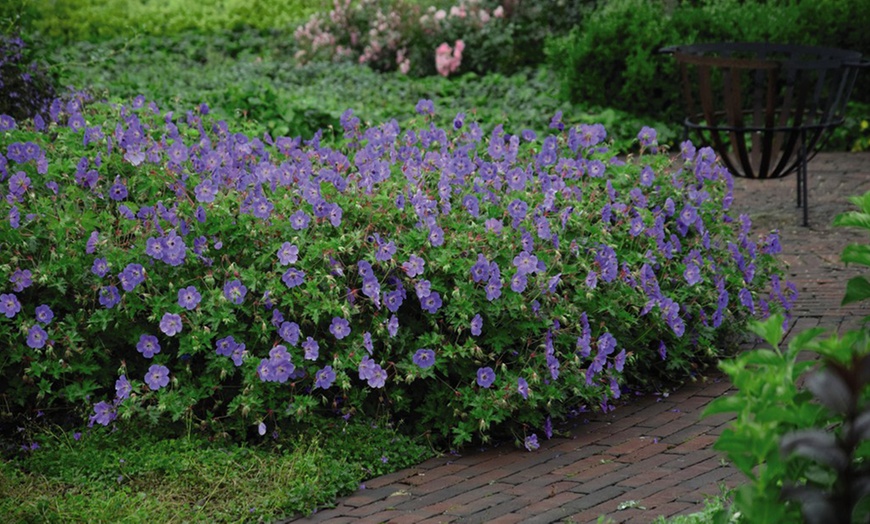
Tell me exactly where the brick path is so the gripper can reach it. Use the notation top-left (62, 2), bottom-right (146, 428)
top-left (287, 152), bottom-right (870, 524)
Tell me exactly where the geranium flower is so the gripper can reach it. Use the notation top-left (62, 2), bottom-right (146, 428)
top-left (90, 401), bottom-right (116, 426)
top-left (330, 317), bottom-right (350, 339)
top-left (159, 313), bottom-right (183, 336)
top-left (137, 334), bottom-right (161, 358)
top-left (517, 377), bottom-right (530, 400)
top-left (302, 337), bottom-right (319, 360)
top-left (115, 375), bottom-right (132, 400)
top-left (26, 325), bottom-right (48, 349)
top-left (476, 367), bottom-right (495, 388)
top-left (314, 366), bottom-right (335, 389)
top-left (144, 364), bottom-right (170, 390)
top-left (223, 279), bottom-right (247, 304)
top-left (34, 304), bottom-right (53, 325)
top-left (277, 242), bottom-right (299, 265)
top-left (413, 348), bottom-right (435, 369)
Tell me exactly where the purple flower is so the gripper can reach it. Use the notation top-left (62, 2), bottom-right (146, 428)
top-left (86, 231), bottom-right (99, 254)
top-left (507, 198), bottom-right (528, 220)
top-left (357, 260), bottom-right (374, 279)
top-left (384, 290), bottom-right (404, 312)
top-left (517, 377), bottom-right (529, 400)
top-left (363, 331), bottom-right (373, 354)
top-left (144, 364), bottom-right (170, 390)
top-left (585, 271), bottom-right (598, 290)
top-left (361, 277), bottom-right (380, 299)
top-left (215, 335), bottom-right (238, 357)
top-left (428, 225), bottom-right (444, 247)
top-left (614, 349), bottom-right (626, 372)
top-left (279, 321), bottom-right (301, 346)
top-left (358, 356), bottom-right (376, 380)
top-left (415, 279), bottom-right (431, 299)
top-left (367, 364), bottom-right (387, 388)
top-left (137, 334), bottom-right (161, 358)
top-left (194, 179), bottom-right (217, 203)
top-left (376, 241), bottom-right (396, 262)
top-left (470, 254), bottom-right (491, 283)
top-left (330, 317), bottom-right (351, 339)
top-left (223, 279), bottom-right (247, 304)
top-left (413, 348), bottom-right (435, 369)
top-left (420, 291), bottom-right (442, 314)
top-left (115, 375), bottom-right (132, 400)
top-left (277, 242), bottom-right (299, 265)
top-left (512, 251), bottom-right (538, 276)
top-left (26, 325), bottom-right (48, 349)
top-left (289, 210), bottom-right (311, 230)
top-left (510, 272), bottom-right (528, 293)
top-left (314, 366), bottom-right (336, 389)
top-left (640, 166), bottom-right (655, 187)
top-left (402, 255), bottom-right (425, 277)
top-left (98, 285), bottom-right (121, 309)
top-left (282, 268), bottom-right (305, 288)
top-left (524, 434), bottom-right (540, 451)
top-left (476, 367), bottom-right (495, 388)
top-left (470, 314), bottom-right (483, 336)
top-left (119, 263), bottom-right (145, 292)
top-left (485, 218), bottom-right (503, 235)
top-left (0, 293), bottom-right (21, 318)
top-left (109, 177), bottom-right (128, 201)
top-left (637, 126), bottom-right (658, 148)
top-left (739, 288), bottom-right (755, 314)
top-left (684, 263), bottom-right (702, 286)
top-left (485, 277), bottom-right (502, 302)
top-left (302, 337), bottom-right (319, 360)
top-left (547, 354), bottom-right (560, 380)
top-left (10, 269), bottom-right (32, 292)
top-left (35, 304), bottom-right (53, 325)
top-left (90, 401), bottom-right (116, 426)
top-left (159, 313), bottom-right (183, 336)
top-left (91, 258), bottom-right (109, 277)
top-left (415, 99), bottom-right (435, 115)
top-left (387, 315), bottom-right (399, 337)
top-left (177, 285), bottom-right (201, 310)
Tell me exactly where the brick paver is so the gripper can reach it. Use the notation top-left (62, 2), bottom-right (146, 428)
top-left (285, 152), bottom-right (870, 523)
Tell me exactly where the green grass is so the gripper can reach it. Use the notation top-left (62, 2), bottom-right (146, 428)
top-left (1, 420), bottom-right (434, 523)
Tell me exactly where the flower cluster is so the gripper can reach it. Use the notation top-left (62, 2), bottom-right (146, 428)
top-left (0, 34), bottom-right (57, 122)
top-left (294, 0), bottom-right (503, 77)
top-left (0, 92), bottom-right (791, 445)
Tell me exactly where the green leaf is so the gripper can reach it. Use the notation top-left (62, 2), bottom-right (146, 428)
top-left (748, 314), bottom-right (784, 349)
top-left (702, 395), bottom-right (744, 418)
top-left (833, 211), bottom-right (870, 231)
top-left (842, 276), bottom-right (870, 306)
top-left (842, 244), bottom-right (870, 267)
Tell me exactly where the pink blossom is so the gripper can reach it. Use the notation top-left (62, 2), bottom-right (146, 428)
top-left (434, 9), bottom-right (446, 21)
top-left (494, 5), bottom-right (505, 18)
top-left (435, 40), bottom-right (465, 77)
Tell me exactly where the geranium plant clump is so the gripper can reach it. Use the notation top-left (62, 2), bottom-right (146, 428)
top-left (0, 94), bottom-right (792, 446)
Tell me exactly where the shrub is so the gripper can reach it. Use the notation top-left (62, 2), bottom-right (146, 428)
top-left (293, 0), bottom-right (594, 78)
top-left (0, 34), bottom-right (57, 122)
top-left (0, 95), bottom-right (789, 446)
top-left (26, 0), bottom-right (329, 42)
top-left (547, 0), bottom-right (870, 125)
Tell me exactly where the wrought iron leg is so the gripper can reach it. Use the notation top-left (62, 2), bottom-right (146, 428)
top-left (799, 128), bottom-right (809, 227)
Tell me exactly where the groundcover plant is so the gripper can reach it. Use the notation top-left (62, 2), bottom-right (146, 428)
top-left (0, 94), bottom-right (793, 446)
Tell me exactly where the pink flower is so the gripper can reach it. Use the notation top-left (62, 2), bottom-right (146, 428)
top-left (494, 5), bottom-right (505, 18)
top-left (435, 40), bottom-right (465, 77)
top-left (434, 9), bottom-right (446, 21)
